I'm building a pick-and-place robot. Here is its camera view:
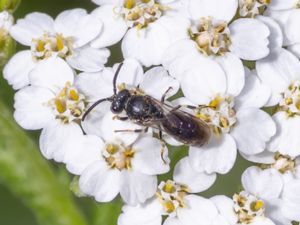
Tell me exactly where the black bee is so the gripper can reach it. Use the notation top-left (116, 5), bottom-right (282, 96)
top-left (82, 63), bottom-right (211, 147)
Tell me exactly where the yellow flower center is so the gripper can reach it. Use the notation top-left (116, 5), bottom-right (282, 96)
top-left (103, 143), bottom-right (135, 170)
top-left (279, 81), bottom-right (300, 117)
top-left (239, 0), bottom-right (270, 17)
top-left (48, 83), bottom-right (86, 124)
top-left (261, 153), bottom-right (296, 174)
top-left (31, 33), bottom-right (73, 60)
top-left (156, 180), bottom-right (188, 216)
top-left (189, 17), bottom-right (231, 56)
top-left (233, 191), bottom-right (265, 224)
top-left (195, 95), bottom-right (237, 135)
top-left (117, 0), bottom-right (170, 28)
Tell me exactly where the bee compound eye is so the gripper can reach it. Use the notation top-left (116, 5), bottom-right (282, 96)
top-left (110, 102), bottom-right (123, 114)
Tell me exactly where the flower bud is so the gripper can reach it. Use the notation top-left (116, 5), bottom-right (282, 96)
top-left (0, 0), bottom-right (21, 12)
top-left (0, 11), bottom-right (14, 67)
top-left (0, 35), bottom-right (15, 67)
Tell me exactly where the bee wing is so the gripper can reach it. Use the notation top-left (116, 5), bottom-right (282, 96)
top-left (144, 96), bottom-right (209, 128)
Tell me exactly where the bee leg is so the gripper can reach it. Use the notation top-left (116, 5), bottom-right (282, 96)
top-left (113, 115), bottom-right (129, 121)
top-left (114, 127), bottom-right (149, 133)
top-left (157, 126), bottom-right (168, 164)
top-left (161, 87), bottom-right (173, 103)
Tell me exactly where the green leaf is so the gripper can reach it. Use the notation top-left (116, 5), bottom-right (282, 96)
top-left (0, 99), bottom-right (88, 225)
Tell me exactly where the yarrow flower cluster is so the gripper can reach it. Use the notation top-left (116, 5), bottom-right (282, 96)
top-left (2, 0), bottom-right (300, 224)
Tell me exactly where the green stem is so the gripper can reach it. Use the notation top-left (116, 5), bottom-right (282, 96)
top-left (0, 99), bottom-right (88, 225)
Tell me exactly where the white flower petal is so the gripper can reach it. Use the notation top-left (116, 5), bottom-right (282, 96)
top-left (122, 15), bottom-right (189, 67)
top-left (268, 0), bottom-right (296, 10)
top-left (115, 58), bottom-right (144, 87)
top-left (162, 39), bottom-right (201, 81)
top-left (241, 166), bottom-right (283, 200)
top-left (181, 59), bottom-right (227, 105)
top-left (39, 120), bottom-right (83, 162)
top-left (281, 179), bottom-right (300, 209)
top-left (211, 215), bottom-right (230, 225)
top-left (118, 198), bottom-right (163, 225)
top-left (29, 57), bottom-right (74, 92)
top-left (268, 112), bottom-right (300, 157)
top-left (120, 170), bottom-right (157, 205)
top-left (287, 43), bottom-right (300, 59)
top-left (14, 86), bottom-right (54, 130)
top-left (189, 134), bottom-right (237, 174)
top-left (281, 201), bottom-right (300, 222)
top-left (174, 157), bottom-right (216, 193)
top-left (256, 48), bottom-right (300, 106)
top-left (235, 68), bottom-right (271, 109)
top-left (210, 195), bottom-right (238, 225)
top-left (285, 10), bottom-right (300, 45)
top-left (67, 46), bottom-right (110, 72)
top-left (240, 151), bottom-right (276, 164)
top-left (122, 23), bottom-right (170, 67)
top-left (251, 217), bottom-right (276, 225)
top-left (65, 135), bottom-right (105, 175)
top-left (139, 67), bottom-right (179, 100)
top-left (177, 195), bottom-right (218, 225)
top-left (155, 15), bottom-right (190, 43)
top-left (119, 214), bottom-right (161, 225)
top-left (264, 9), bottom-right (293, 46)
top-left (100, 111), bottom-right (141, 146)
top-left (215, 53), bottom-right (245, 97)
top-left (0, 11), bottom-right (13, 31)
top-left (230, 18), bottom-right (270, 60)
top-left (256, 16), bottom-right (283, 51)
top-left (265, 199), bottom-right (291, 225)
top-left (75, 69), bottom-right (113, 102)
top-left (79, 160), bottom-right (121, 202)
top-left (91, 5), bottom-right (128, 48)
top-left (92, 0), bottom-right (119, 5)
top-left (81, 101), bottom-right (111, 137)
top-left (9, 12), bottom-right (54, 46)
top-left (164, 217), bottom-right (183, 225)
top-left (54, 8), bottom-right (103, 48)
top-left (231, 108), bottom-right (276, 155)
top-left (3, 50), bottom-right (36, 90)
top-left (133, 136), bottom-right (170, 175)
top-left (188, 0), bottom-right (238, 22)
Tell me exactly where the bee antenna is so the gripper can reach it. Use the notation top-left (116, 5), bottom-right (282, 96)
top-left (82, 97), bottom-right (113, 121)
top-left (113, 62), bottom-right (124, 95)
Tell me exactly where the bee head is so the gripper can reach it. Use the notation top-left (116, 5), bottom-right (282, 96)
top-left (111, 89), bottom-right (131, 114)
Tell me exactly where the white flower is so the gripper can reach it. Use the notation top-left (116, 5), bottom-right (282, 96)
top-left (242, 165), bottom-right (300, 225)
top-left (118, 160), bottom-right (219, 225)
top-left (0, 11), bottom-right (13, 33)
top-left (91, 0), bottom-right (190, 66)
top-left (179, 67), bottom-right (275, 175)
top-left (264, 2), bottom-right (300, 58)
top-left (13, 58), bottom-right (88, 162)
top-left (163, 1), bottom-right (270, 84)
top-left (4, 9), bottom-right (109, 90)
top-left (65, 122), bottom-right (170, 205)
top-left (238, 0), bottom-right (270, 18)
top-left (75, 58), bottom-right (180, 138)
top-left (256, 48), bottom-right (300, 157)
top-left (211, 193), bottom-right (276, 225)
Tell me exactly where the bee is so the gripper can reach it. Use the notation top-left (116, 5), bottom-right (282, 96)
top-left (82, 63), bottom-right (211, 147)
